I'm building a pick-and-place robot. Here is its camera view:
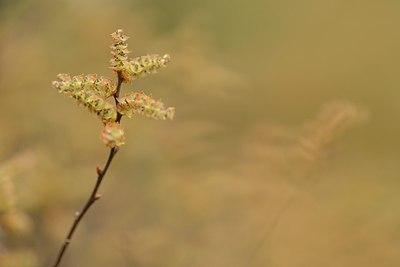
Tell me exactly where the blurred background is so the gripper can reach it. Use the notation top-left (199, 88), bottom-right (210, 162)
top-left (1, 0), bottom-right (400, 266)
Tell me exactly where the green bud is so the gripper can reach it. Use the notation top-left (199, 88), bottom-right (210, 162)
top-left (101, 122), bottom-right (125, 148)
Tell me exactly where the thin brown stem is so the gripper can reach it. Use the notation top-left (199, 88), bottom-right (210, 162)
top-left (52, 73), bottom-right (124, 267)
top-left (52, 147), bottom-right (118, 267)
top-left (114, 72), bottom-right (123, 123)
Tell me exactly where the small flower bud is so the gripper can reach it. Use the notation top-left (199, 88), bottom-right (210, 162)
top-left (96, 166), bottom-right (103, 175)
top-left (101, 122), bottom-right (125, 148)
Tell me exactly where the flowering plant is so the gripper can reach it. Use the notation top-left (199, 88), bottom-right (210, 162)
top-left (51, 29), bottom-right (174, 267)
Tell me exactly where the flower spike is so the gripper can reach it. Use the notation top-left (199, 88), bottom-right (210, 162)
top-left (52, 74), bottom-right (117, 123)
top-left (110, 29), bottom-right (132, 82)
top-left (117, 92), bottom-right (175, 120)
top-left (129, 54), bottom-right (171, 80)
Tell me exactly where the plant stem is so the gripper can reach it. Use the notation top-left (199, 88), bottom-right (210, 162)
top-left (52, 73), bottom-right (124, 267)
top-left (52, 147), bottom-right (118, 267)
top-left (114, 72), bottom-right (123, 123)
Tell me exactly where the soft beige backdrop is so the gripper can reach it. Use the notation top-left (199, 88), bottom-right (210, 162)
top-left (0, 0), bottom-right (399, 266)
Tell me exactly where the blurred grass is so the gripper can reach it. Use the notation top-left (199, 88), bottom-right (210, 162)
top-left (1, 0), bottom-right (400, 266)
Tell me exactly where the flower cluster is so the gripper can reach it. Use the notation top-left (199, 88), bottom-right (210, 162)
top-left (110, 29), bottom-right (171, 83)
top-left (101, 122), bottom-right (125, 148)
top-left (52, 74), bottom-right (117, 123)
top-left (53, 29), bottom-right (175, 148)
top-left (118, 92), bottom-right (175, 120)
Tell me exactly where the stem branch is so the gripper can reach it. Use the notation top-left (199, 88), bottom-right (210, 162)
top-left (52, 147), bottom-right (118, 267)
top-left (52, 72), bottom-right (124, 267)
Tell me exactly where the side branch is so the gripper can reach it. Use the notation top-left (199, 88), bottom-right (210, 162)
top-left (52, 73), bottom-right (124, 267)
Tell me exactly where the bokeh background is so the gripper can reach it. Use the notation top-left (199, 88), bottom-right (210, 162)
top-left (1, 0), bottom-right (400, 266)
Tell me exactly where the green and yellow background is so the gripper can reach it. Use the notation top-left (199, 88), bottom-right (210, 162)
top-left (0, 0), bottom-right (399, 266)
